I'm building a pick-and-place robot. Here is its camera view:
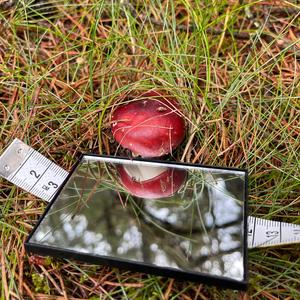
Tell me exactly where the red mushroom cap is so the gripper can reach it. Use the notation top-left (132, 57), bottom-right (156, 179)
top-left (111, 91), bottom-right (185, 157)
top-left (117, 164), bottom-right (186, 199)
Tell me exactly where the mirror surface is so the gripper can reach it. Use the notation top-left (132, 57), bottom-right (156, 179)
top-left (29, 156), bottom-right (246, 282)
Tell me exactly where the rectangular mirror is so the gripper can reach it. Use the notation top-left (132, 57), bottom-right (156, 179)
top-left (25, 155), bottom-right (248, 290)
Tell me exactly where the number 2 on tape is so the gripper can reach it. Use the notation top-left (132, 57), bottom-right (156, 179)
top-left (0, 139), bottom-right (68, 202)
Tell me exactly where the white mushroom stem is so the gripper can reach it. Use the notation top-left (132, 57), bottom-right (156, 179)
top-left (123, 164), bottom-right (168, 182)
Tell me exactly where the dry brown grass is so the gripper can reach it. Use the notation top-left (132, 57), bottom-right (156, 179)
top-left (0, 0), bottom-right (300, 299)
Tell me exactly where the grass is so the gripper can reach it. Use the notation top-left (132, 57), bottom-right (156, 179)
top-left (0, 0), bottom-right (300, 299)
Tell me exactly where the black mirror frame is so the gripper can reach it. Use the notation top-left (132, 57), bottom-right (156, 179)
top-left (25, 154), bottom-right (248, 291)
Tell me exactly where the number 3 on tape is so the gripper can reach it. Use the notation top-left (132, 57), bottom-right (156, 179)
top-left (0, 138), bottom-right (299, 249)
top-left (0, 139), bottom-right (68, 202)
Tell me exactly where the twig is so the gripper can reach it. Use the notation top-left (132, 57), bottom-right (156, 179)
top-left (181, 115), bottom-right (201, 162)
top-left (103, 281), bottom-right (144, 288)
top-left (39, 265), bottom-right (63, 296)
top-left (163, 278), bottom-right (174, 300)
top-left (0, 248), bottom-right (9, 300)
top-left (18, 242), bottom-right (26, 297)
top-left (55, 272), bottom-right (69, 300)
top-left (193, 284), bottom-right (207, 300)
top-left (23, 281), bottom-right (36, 300)
top-left (34, 294), bottom-right (89, 300)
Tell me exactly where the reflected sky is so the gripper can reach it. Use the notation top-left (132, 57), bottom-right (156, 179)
top-left (29, 156), bottom-right (246, 282)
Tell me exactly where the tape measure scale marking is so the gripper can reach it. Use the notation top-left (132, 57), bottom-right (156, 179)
top-left (1, 138), bottom-right (299, 249)
top-left (0, 139), bottom-right (68, 202)
top-left (248, 216), bottom-right (300, 248)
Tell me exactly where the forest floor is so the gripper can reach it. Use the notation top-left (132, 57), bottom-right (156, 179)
top-left (0, 0), bottom-right (300, 299)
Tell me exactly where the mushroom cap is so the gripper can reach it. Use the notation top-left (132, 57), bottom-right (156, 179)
top-left (111, 91), bottom-right (185, 157)
top-left (117, 164), bottom-right (186, 199)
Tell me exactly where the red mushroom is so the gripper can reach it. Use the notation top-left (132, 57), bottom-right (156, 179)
top-left (111, 91), bottom-right (185, 157)
top-left (117, 164), bottom-right (186, 199)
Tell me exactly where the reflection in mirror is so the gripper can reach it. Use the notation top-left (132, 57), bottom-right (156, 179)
top-left (117, 164), bottom-right (186, 198)
top-left (29, 156), bottom-right (246, 283)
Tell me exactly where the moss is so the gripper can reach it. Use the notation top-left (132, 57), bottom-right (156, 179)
top-left (79, 273), bottom-right (89, 284)
top-left (32, 273), bottom-right (50, 294)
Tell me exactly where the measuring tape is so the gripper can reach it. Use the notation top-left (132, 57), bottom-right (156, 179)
top-left (1, 138), bottom-right (299, 249)
top-left (0, 139), bottom-right (68, 202)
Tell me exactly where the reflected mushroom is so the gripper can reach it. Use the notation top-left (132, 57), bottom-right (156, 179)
top-left (111, 91), bottom-right (185, 157)
top-left (117, 164), bottom-right (186, 199)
